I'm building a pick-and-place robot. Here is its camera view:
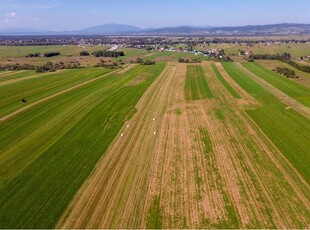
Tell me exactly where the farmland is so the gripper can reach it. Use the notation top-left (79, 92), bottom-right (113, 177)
top-left (0, 44), bottom-right (309, 228)
top-left (0, 63), bottom-right (165, 228)
top-left (57, 62), bottom-right (309, 228)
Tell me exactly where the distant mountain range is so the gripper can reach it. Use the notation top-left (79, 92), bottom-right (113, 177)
top-left (0, 23), bottom-right (310, 36)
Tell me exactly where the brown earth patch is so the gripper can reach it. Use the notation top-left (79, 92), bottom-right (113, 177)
top-left (153, 56), bottom-right (174, 62)
top-left (127, 73), bottom-right (150, 86)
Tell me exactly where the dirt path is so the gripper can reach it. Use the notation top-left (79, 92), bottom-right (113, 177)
top-left (57, 61), bottom-right (310, 229)
top-left (0, 68), bottom-right (124, 123)
top-left (236, 63), bottom-right (310, 118)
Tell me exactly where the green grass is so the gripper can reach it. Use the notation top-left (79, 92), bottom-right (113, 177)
top-left (0, 63), bottom-right (165, 228)
top-left (0, 68), bottom-right (113, 117)
top-left (0, 70), bottom-right (37, 82)
top-left (185, 65), bottom-right (213, 100)
top-left (0, 45), bottom-right (108, 58)
top-left (242, 62), bottom-right (310, 107)
top-left (222, 62), bottom-right (310, 184)
top-left (174, 108), bottom-right (182, 115)
top-left (259, 60), bottom-right (310, 79)
top-left (146, 196), bottom-right (163, 229)
top-left (211, 63), bottom-right (241, 98)
top-left (199, 128), bottom-right (213, 158)
top-left (223, 43), bottom-right (310, 60)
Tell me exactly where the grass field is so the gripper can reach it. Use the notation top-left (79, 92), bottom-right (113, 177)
top-left (0, 63), bottom-right (165, 228)
top-left (0, 47), bottom-right (309, 229)
top-left (222, 62), bottom-right (310, 183)
top-left (242, 62), bottom-right (310, 107)
top-left (257, 60), bottom-right (310, 88)
top-left (185, 65), bottom-right (213, 100)
top-left (0, 70), bottom-right (37, 82)
top-left (211, 63), bottom-right (240, 98)
top-left (0, 45), bottom-right (107, 58)
top-left (0, 68), bottom-right (115, 117)
top-left (57, 62), bottom-right (309, 229)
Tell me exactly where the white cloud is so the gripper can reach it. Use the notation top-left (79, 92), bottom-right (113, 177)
top-left (2, 12), bottom-right (41, 27)
top-left (7, 12), bottom-right (16, 17)
top-left (0, 0), bottom-right (61, 10)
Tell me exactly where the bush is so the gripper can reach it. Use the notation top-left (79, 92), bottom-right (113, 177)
top-left (44, 52), bottom-right (60, 57)
top-left (79, 51), bottom-right (89, 56)
top-left (25, 53), bottom-right (40, 58)
top-left (275, 67), bottom-right (296, 78)
top-left (141, 59), bottom-right (156, 65)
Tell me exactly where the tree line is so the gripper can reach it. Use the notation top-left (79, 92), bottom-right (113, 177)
top-left (91, 50), bottom-right (125, 58)
top-left (274, 67), bottom-right (297, 78)
top-left (0, 61), bottom-right (81, 73)
top-left (249, 53), bottom-right (291, 60)
top-left (130, 58), bottom-right (156, 65)
top-left (249, 53), bottom-right (310, 73)
top-left (280, 59), bottom-right (310, 73)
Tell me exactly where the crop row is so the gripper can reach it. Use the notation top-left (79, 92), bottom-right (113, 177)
top-left (185, 65), bottom-right (213, 100)
top-left (222, 62), bottom-right (310, 183)
top-left (0, 63), bottom-right (165, 228)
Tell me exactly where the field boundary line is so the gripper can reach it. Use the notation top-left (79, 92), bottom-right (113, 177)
top-left (0, 67), bottom-right (125, 123)
top-left (237, 63), bottom-right (310, 118)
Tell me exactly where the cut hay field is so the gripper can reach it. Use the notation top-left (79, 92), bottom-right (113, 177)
top-left (0, 60), bottom-right (309, 228)
top-left (57, 62), bottom-right (309, 229)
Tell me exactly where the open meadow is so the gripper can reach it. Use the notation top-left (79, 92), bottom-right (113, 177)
top-left (0, 45), bottom-right (309, 228)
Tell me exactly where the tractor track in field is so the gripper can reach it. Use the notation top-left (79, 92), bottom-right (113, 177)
top-left (0, 70), bottom-right (67, 86)
top-left (0, 68), bottom-right (124, 123)
top-left (236, 63), bottom-right (310, 118)
top-left (0, 70), bottom-right (28, 77)
top-left (58, 61), bottom-right (310, 228)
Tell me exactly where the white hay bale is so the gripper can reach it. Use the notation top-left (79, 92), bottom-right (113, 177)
top-left (153, 131), bottom-right (157, 135)
top-left (121, 133), bottom-right (124, 137)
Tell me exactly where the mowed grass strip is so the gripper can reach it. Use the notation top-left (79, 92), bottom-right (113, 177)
top-left (0, 69), bottom-right (127, 182)
top-left (0, 63), bottom-right (165, 228)
top-left (146, 196), bottom-right (163, 229)
top-left (222, 62), bottom-right (310, 183)
top-left (0, 68), bottom-right (113, 118)
top-left (0, 70), bottom-right (37, 82)
top-left (242, 62), bottom-right (310, 107)
top-left (211, 63), bottom-right (241, 98)
top-left (185, 65), bottom-right (213, 100)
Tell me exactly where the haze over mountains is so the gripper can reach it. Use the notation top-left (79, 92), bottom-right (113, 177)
top-left (0, 23), bottom-right (310, 36)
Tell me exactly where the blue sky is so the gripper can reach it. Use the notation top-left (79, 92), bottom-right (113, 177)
top-left (0, 0), bottom-right (309, 30)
